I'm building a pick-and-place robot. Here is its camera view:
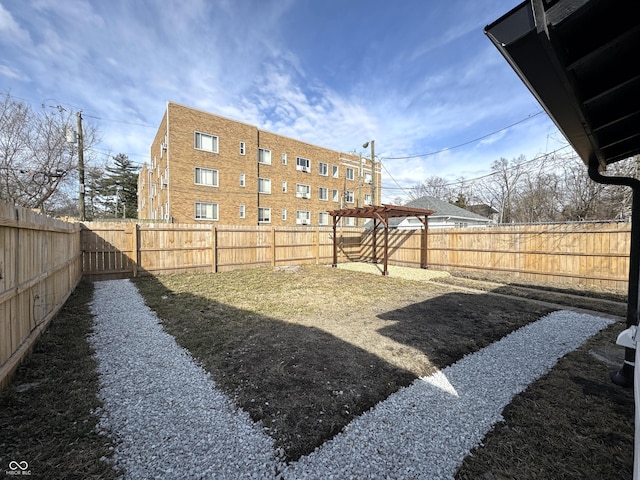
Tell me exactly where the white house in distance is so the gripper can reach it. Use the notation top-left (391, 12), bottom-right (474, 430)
top-left (392, 196), bottom-right (492, 229)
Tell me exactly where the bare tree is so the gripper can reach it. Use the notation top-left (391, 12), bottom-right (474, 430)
top-left (599, 156), bottom-right (638, 219)
top-left (0, 92), bottom-right (100, 214)
top-left (407, 176), bottom-right (454, 201)
top-left (475, 156), bottom-right (526, 223)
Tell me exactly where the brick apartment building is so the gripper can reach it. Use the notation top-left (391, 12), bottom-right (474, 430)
top-left (138, 102), bottom-right (380, 226)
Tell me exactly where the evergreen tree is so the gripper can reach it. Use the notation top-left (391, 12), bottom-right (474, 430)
top-left (451, 193), bottom-right (468, 209)
top-left (97, 154), bottom-right (139, 219)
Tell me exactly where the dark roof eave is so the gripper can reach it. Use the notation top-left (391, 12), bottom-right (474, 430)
top-left (484, 0), bottom-right (640, 168)
top-left (485, 1), bottom-right (601, 168)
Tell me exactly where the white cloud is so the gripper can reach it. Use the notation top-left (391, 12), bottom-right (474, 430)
top-left (0, 63), bottom-right (27, 80)
top-left (0, 3), bottom-right (31, 45)
top-left (1, 0), bottom-right (562, 194)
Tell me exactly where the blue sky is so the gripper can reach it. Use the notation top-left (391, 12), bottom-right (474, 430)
top-left (0, 0), bottom-right (571, 202)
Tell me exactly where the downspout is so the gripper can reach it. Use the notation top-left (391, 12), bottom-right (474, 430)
top-left (588, 155), bottom-right (640, 388)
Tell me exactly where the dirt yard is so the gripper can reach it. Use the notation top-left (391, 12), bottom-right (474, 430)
top-left (132, 264), bottom-right (632, 471)
top-left (0, 264), bottom-right (632, 479)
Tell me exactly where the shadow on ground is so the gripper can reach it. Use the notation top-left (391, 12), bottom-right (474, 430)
top-left (133, 271), bottom-right (555, 462)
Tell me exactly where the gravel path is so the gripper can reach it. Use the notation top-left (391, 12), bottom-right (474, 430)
top-left (90, 279), bottom-right (614, 479)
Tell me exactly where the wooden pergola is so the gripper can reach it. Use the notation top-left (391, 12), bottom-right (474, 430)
top-left (329, 204), bottom-right (435, 276)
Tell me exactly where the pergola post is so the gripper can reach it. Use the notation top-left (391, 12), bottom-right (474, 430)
top-left (332, 215), bottom-right (338, 267)
top-left (420, 215), bottom-right (429, 269)
top-left (383, 218), bottom-right (389, 276)
top-left (372, 218), bottom-right (378, 264)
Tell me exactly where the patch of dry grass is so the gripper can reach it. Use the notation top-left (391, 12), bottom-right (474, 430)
top-left (456, 322), bottom-right (633, 480)
top-left (0, 281), bottom-right (118, 480)
top-left (1, 265), bottom-right (632, 478)
top-left (133, 265), bottom-right (554, 461)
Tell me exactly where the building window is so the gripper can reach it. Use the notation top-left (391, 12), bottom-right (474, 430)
top-left (318, 212), bottom-right (329, 225)
top-left (332, 189), bottom-right (339, 202)
top-left (332, 165), bottom-right (339, 178)
top-left (296, 183), bottom-right (311, 199)
top-left (282, 153), bottom-right (287, 165)
top-left (344, 217), bottom-right (355, 226)
top-left (239, 142), bottom-right (246, 155)
top-left (282, 209), bottom-right (287, 221)
top-left (364, 193), bottom-right (372, 205)
top-left (195, 202), bottom-right (218, 220)
top-left (318, 187), bottom-right (328, 201)
top-left (296, 157), bottom-right (310, 173)
top-left (258, 207), bottom-right (271, 223)
top-left (345, 190), bottom-right (354, 203)
top-left (318, 162), bottom-right (328, 176)
top-left (296, 210), bottom-right (311, 225)
top-left (239, 205), bottom-right (246, 218)
top-left (194, 167), bottom-right (218, 187)
top-left (364, 172), bottom-right (372, 184)
top-left (258, 177), bottom-right (272, 194)
top-left (282, 181), bottom-right (287, 193)
top-left (240, 174), bottom-right (246, 187)
top-left (194, 132), bottom-right (218, 153)
top-left (259, 148), bottom-right (271, 165)
top-left (346, 167), bottom-right (354, 180)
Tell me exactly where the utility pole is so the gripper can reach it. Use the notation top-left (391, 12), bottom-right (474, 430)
top-left (77, 111), bottom-right (86, 221)
top-left (371, 140), bottom-right (376, 205)
top-left (363, 140), bottom-right (376, 205)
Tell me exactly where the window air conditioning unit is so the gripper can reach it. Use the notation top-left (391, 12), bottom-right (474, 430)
top-left (303, 166), bottom-right (310, 173)
top-left (296, 164), bottom-right (304, 172)
top-left (297, 219), bottom-right (310, 225)
top-left (162, 178), bottom-right (168, 187)
top-left (161, 143), bottom-right (167, 150)
top-left (303, 193), bottom-right (310, 199)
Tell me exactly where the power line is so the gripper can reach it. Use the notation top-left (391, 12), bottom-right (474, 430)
top-left (83, 113), bottom-right (155, 129)
top-left (383, 111), bottom-right (546, 160)
top-left (86, 147), bottom-right (148, 164)
top-left (438, 145), bottom-right (572, 187)
top-left (380, 162), bottom-right (412, 198)
top-left (379, 144), bottom-right (573, 193)
top-left (1, 92), bottom-right (155, 129)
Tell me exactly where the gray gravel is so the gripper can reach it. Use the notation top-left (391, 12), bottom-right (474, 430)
top-left (89, 279), bottom-right (614, 479)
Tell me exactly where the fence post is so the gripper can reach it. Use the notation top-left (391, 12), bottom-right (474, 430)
top-left (211, 225), bottom-right (217, 273)
top-left (271, 227), bottom-right (276, 267)
top-left (315, 227), bottom-right (320, 264)
top-left (131, 223), bottom-right (139, 277)
top-left (515, 230), bottom-right (521, 279)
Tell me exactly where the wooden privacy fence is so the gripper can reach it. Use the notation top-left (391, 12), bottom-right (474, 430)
top-left (0, 212), bottom-right (632, 387)
top-left (81, 220), bottom-right (631, 291)
top-left (361, 222), bottom-right (630, 291)
top-left (0, 203), bottom-right (82, 388)
top-left (81, 223), bottom-right (364, 278)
